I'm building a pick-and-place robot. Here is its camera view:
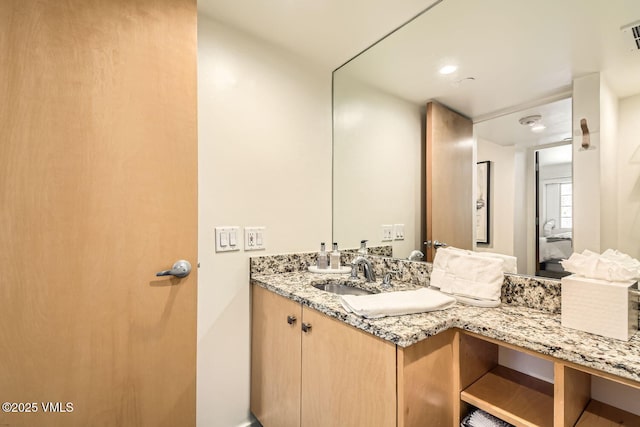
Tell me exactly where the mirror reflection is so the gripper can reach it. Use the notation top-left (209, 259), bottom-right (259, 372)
top-left (332, 0), bottom-right (640, 276)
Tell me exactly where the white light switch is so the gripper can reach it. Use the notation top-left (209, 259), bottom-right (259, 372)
top-left (215, 226), bottom-right (240, 252)
top-left (394, 224), bottom-right (405, 240)
top-left (245, 227), bottom-right (266, 251)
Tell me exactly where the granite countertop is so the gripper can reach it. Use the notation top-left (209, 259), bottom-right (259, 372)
top-left (251, 271), bottom-right (640, 384)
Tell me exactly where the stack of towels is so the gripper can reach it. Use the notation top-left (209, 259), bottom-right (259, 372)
top-left (561, 249), bottom-right (640, 281)
top-left (461, 408), bottom-right (514, 427)
top-left (430, 247), bottom-right (517, 307)
top-left (340, 288), bottom-right (456, 319)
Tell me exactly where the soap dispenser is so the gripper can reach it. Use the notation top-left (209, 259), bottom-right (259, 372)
top-left (358, 240), bottom-right (368, 255)
top-left (330, 242), bottom-right (341, 269)
top-left (317, 242), bottom-right (328, 269)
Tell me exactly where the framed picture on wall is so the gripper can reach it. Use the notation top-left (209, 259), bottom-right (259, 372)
top-left (476, 161), bottom-right (490, 244)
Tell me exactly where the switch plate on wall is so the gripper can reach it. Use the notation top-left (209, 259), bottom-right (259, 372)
top-left (215, 226), bottom-right (240, 252)
top-left (381, 225), bottom-right (393, 241)
top-left (245, 227), bottom-right (266, 251)
top-left (393, 224), bottom-right (405, 240)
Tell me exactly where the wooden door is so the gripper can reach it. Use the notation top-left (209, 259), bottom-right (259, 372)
top-left (0, 1), bottom-right (197, 426)
top-left (250, 285), bottom-right (302, 427)
top-left (425, 102), bottom-right (474, 261)
top-left (300, 307), bottom-right (396, 427)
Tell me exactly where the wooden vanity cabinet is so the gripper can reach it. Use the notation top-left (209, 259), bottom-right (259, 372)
top-left (456, 331), bottom-right (640, 427)
top-left (251, 284), bottom-right (454, 427)
top-left (397, 329), bottom-right (455, 427)
top-left (251, 285), bottom-right (396, 427)
top-left (250, 284), bottom-right (302, 427)
top-left (300, 306), bottom-right (396, 427)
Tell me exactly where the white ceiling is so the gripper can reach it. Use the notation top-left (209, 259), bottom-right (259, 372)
top-left (197, 0), bottom-right (439, 69)
top-left (474, 98), bottom-right (572, 147)
top-left (199, 0), bottom-right (640, 149)
top-left (339, 0), bottom-right (640, 119)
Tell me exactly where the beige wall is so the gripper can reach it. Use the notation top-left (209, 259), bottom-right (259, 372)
top-left (333, 74), bottom-right (423, 258)
top-left (197, 15), bottom-right (332, 426)
top-left (572, 73), bottom-right (602, 253)
top-left (617, 93), bottom-right (640, 259)
top-left (475, 138), bottom-right (516, 259)
top-left (600, 76), bottom-right (619, 252)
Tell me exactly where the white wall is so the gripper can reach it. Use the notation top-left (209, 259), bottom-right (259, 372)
top-left (333, 74), bottom-right (422, 258)
top-left (513, 148), bottom-right (529, 274)
top-left (599, 77), bottom-right (619, 252)
top-left (197, 15), bottom-right (332, 427)
top-left (572, 74), bottom-right (621, 254)
top-left (476, 138), bottom-right (516, 258)
top-left (572, 73), bottom-right (601, 254)
top-left (617, 92), bottom-right (640, 259)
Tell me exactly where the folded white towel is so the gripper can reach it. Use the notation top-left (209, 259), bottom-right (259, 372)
top-left (430, 247), bottom-right (505, 303)
top-left (430, 268), bottom-right (503, 301)
top-left (561, 249), bottom-right (640, 281)
top-left (340, 288), bottom-right (456, 319)
top-left (474, 251), bottom-right (518, 274)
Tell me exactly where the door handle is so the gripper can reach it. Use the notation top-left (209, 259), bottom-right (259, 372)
top-left (287, 315), bottom-right (297, 325)
top-left (425, 240), bottom-right (448, 249)
top-left (301, 323), bottom-right (312, 333)
top-left (156, 260), bottom-right (192, 278)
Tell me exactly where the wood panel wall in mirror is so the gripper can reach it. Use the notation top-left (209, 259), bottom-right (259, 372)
top-left (332, 0), bottom-right (640, 276)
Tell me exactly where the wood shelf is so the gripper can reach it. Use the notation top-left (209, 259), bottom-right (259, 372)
top-left (575, 400), bottom-right (640, 427)
top-left (461, 365), bottom-right (554, 427)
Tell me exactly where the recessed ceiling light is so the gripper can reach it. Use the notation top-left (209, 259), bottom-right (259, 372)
top-left (531, 124), bottom-right (546, 132)
top-left (439, 65), bottom-right (458, 75)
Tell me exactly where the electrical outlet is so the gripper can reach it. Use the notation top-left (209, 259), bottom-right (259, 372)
top-left (245, 227), bottom-right (266, 251)
top-left (393, 224), bottom-right (405, 240)
top-left (381, 225), bottom-right (393, 241)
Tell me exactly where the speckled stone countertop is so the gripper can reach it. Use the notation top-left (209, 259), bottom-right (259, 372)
top-left (251, 271), bottom-right (640, 384)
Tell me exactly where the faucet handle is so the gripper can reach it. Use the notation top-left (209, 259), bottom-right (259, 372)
top-left (382, 269), bottom-right (401, 288)
top-left (350, 264), bottom-right (359, 279)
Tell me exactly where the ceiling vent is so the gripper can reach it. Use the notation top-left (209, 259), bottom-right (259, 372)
top-left (621, 20), bottom-right (640, 51)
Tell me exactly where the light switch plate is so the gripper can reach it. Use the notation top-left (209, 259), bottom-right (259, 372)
top-left (381, 225), bottom-right (393, 242)
top-left (245, 227), bottom-right (266, 251)
top-left (215, 226), bottom-right (240, 252)
top-left (393, 224), bottom-right (405, 240)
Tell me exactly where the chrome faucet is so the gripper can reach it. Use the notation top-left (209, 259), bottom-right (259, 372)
top-left (350, 255), bottom-right (376, 282)
top-left (407, 250), bottom-right (424, 261)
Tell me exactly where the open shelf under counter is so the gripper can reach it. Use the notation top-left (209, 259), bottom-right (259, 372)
top-left (575, 400), bottom-right (640, 427)
top-left (461, 365), bottom-right (554, 427)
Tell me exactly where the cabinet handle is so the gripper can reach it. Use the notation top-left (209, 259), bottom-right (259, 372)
top-left (287, 315), bottom-right (297, 325)
top-left (301, 323), bottom-right (312, 333)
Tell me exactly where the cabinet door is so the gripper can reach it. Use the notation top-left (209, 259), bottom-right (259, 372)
top-left (301, 308), bottom-right (396, 427)
top-left (251, 285), bottom-right (302, 427)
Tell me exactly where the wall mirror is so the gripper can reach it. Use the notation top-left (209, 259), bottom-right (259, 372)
top-left (332, 0), bottom-right (640, 276)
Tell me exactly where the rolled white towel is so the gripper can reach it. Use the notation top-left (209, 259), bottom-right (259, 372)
top-left (340, 288), bottom-right (456, 319)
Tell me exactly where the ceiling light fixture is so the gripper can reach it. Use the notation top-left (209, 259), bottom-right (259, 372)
top-left (439, 64), bottom-right (458, 75)
top-left (518, 115), bottom-right (542, 126)
top-left (519, 114), bottom-right (546, 133)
